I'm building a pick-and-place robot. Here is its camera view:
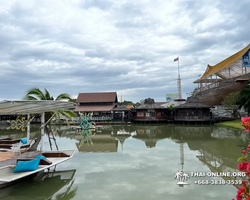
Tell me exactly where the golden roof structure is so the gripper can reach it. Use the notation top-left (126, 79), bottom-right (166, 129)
top-left (195, 43), bottom-right (250, 82)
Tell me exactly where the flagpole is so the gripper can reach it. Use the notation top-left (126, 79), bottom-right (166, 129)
top-left (178, 57), bottom-right (180, 78)
top-left (177, 56), bottom-right (182, 99)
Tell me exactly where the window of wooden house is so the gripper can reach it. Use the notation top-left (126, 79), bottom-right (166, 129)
top-left (137, 112), bottom-right (144, 117)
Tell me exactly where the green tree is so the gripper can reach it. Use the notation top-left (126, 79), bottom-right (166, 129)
top-left (191, 88), bottom-right (199, 96)
top-left (23, 88), bottom-right (77, 124)
top-left (237, 80), bottom-right (250, 115)
top-left (167, 104), bottom-right (175, 111)
top-left (69, 98), bottom-right (76, 103)
top-left (123, 100), bottom-right (134, 105)
top-left (134, 102), bottom-right (141, 107)
top-left (222, 91), bottom-right (240, 118)
top-left (23, 88), bottom-right (77, 150)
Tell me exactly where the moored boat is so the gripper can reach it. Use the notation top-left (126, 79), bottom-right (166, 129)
top-left (0, 149), bottom-right (75, 188)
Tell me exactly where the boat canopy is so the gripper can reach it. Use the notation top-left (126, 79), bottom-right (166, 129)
top-left (0, 100), bottom-right (76, 115)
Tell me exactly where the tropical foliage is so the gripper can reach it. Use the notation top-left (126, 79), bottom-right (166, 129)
top-left (119, 100), bottom-right (141, 107)
top-left (238, 81), bottom-right (250, 115)
top-left (23, 87), bottom-right (76, 124)
top-left (222, 91), bottom-right (240, 118)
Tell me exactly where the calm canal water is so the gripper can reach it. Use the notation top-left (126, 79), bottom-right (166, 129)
top-left (0, 124), bottom-right (249, 200)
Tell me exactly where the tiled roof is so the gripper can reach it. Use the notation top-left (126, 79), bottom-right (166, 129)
top-left (76, 92), bottom-right (117, 103)
top-left (75, 105), bottom-right (115, 112)
top-left (112, 105), bottom-right (130, 111)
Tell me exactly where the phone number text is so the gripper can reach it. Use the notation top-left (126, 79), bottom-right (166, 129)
top-left (194, 180), bottom-right (242, 185)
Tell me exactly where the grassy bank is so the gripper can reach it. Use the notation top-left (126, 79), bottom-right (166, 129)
top-left (214, 119), bottom-right (243, 130)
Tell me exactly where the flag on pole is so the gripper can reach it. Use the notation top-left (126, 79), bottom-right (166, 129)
top-left (174, 57), bottom-right (179, 62)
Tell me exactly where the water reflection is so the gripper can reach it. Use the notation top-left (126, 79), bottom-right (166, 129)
top-left (1, 124), bottom-right (248, 200)
top-left (75, 129), bottom-right (118, 153)
top-left (131, 126), bottom-right (170, 148)
top-left (0, 125), bottom-right (39, 140)
top-left (0, 169), bottom-right (77, 200)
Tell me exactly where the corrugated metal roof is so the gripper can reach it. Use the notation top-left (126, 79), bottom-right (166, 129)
top-left (0, 100), bottom-right (76, 115)
top-left (76, 92), bottom-right (117, 103)
top-left (75, 105), bottom-right (114, 112)
top-left (201, 43), bottom-right (250, 79)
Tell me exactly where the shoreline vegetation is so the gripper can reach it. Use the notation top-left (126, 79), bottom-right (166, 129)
top-left (214, 119), bottom-right (244, 130)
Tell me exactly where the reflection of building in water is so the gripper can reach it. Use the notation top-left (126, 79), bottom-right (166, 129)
top-left (170, 125), bottom-right (245, 188)
top-left (187, 138), bottom-right (243, 188)
top-left (132, 126), bottom-right (169, 148)
top-left (111, 128), bottom-right (137, 152)
top-left (75, 134), bottom-right (118, 152)
top-left (196, 152), bottom-right (242, 188)
top-left (114, 135), bottom-right (130, 152)
top-left (211, 126), bottom-right (248, 140)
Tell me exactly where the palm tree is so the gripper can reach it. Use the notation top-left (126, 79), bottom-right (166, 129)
top-left (23, 87), bottom-right (77, 123)
top-left (23, 88), bottom-right (77, 150)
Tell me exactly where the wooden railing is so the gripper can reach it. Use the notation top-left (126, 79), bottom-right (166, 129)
top-left (175, 116), bottom-right (211, 121)
top-left (91, 117), bottom-right (112, 121)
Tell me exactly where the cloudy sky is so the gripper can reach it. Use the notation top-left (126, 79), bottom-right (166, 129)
top-left (0, 0), bottom-right (249, 103)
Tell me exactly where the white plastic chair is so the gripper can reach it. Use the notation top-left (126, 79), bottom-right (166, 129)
top-left (11, 142), bottom-right (22, 155)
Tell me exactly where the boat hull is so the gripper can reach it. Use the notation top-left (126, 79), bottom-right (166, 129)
top-left (0, 149), bottom-right (75, 187)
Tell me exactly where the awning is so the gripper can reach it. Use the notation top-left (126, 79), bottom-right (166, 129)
top-left (0, 100), bottom-right (76, 115)
top-left (75, 105), bottom-right (114, 112)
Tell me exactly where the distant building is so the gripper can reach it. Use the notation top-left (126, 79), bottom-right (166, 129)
top-left (131, 98), bottom-right (170, 123)
top-left (174, 97), bottom-right (214, 122)
top-left (75, 92), bottom-right (118, 121)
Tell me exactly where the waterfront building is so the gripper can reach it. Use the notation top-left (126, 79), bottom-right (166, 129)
top-left (112, 105), bottom-right (131, 122)
top-left (131, 98), bottom-right (170, 123)
top-left (75, 92), bottom-right (118, 121)
top-left (174, 96), bottom-right (214, 122)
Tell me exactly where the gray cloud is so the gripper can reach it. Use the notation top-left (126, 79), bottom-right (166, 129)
top-left (0, 0), bottom-right (249, 102)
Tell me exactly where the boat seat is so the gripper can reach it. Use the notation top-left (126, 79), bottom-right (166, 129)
top-left (16, 158), bottom-right (52, 165)
top-left (0, 138), bottom-right (12, 141)
top-left (42, 152), bottom-right (70, 158)
top-left (0, 140), bottom-right (20, 145)
top-left (0, 143), bottom-right (30, 149)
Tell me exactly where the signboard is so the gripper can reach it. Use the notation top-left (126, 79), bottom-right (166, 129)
top-left (166, 94), bottom-right (178, 102)
top-left (242, 49), bottom-right (250, 67)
